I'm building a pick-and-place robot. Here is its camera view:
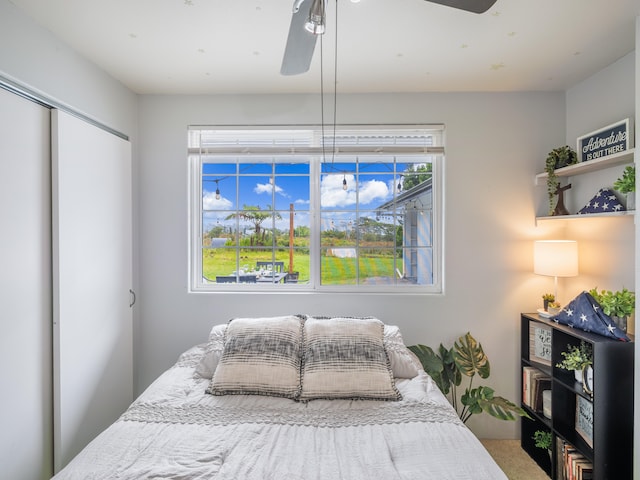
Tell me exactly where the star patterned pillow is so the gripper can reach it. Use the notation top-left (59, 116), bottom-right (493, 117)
top-left (551, 291), bottom-right (630, 341)
top-left (577, 188), bottom-right (624, 214)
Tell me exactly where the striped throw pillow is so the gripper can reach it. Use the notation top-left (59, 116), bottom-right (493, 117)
top-left (300, 316), bottom-right (401, 401)
top-left (207, 315), bottom-right (303, 399)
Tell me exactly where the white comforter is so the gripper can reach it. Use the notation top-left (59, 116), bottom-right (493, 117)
top-left (53, 345), bottom-right (507, 480)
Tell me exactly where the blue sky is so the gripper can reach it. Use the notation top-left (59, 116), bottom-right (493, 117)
top-left (201, 161), bottom-right (427, 232)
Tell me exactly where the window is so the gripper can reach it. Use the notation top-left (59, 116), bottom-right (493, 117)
top-left (189, 125), bottom-right (444, 292)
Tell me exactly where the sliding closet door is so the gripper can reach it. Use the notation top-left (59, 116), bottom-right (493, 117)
top-left (52, 109), bottom-right (133, 472)
top-left (0, 89), bottom-right (52, 479)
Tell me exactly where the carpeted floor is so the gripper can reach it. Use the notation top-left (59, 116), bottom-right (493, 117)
top-left (481, 439), bottom-right (549, 480)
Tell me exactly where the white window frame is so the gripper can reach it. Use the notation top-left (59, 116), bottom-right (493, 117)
top-left (188, 125), bottom-right (444, 294)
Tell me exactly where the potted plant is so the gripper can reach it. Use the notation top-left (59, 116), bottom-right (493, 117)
top-left (556, 341), bottom-right (593, 386)
top-left (613, 165), bottom-right (635, 210)
top-left (542, 293), bottom-right (555, 311)
top-left (547, 301), bottom-right (561, 316)
top-left (589, 287), bottom-right (636, 332)
top-left (408, 333), bottom-right (530, 423)
top-left (545, 146), bottom-right (578, 215)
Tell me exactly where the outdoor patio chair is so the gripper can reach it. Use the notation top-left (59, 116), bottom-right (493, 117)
top-left (256, 261), bottom-right (285, 273)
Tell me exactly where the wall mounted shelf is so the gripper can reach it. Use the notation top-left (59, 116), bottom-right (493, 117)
top-left (535, 148), bottom-right (635, 186)
top-left (535, 211), bottom-right (635, 223)
top-left (535, 147), bottom-right (636, 220)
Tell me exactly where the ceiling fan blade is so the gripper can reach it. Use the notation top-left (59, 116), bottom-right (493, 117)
top-left (280, 3), bottom-right (318, 75)
top-left (425, 0), bottom-right (497, 14)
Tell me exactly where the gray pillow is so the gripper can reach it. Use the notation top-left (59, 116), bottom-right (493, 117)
top-left (207, 315), bottom-right (304, 399)
top-left (300, 316), bottom-right (401, 401)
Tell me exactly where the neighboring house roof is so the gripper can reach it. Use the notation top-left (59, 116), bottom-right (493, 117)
top-left (377, 178), bottom-right (432, 211)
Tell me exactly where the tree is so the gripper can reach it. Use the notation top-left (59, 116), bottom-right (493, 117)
top-left (294, 225), bottom-right (310, 237)
top-left (206, 224), bottom-right (226, 238)
top-left (395, 225), bottom-right (403, 255)
top-left (402, 164), bottom-right (432, 190)
top-left (225, 205), bottom-right (282, 246)
top-left (358, 216), bottom-right (395, 241)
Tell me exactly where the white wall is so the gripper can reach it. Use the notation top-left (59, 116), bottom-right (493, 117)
top-left (137, 91), bottom-right (566, 438)
top-left (0, 0), bottom-right (137, 135)
top-left (566, 53), bottom-right (636, 145)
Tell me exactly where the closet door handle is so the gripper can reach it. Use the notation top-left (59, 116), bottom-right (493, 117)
top-left (129, 289), bottom-right (136, 308)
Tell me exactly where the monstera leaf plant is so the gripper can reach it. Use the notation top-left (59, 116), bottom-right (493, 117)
top-left (409, 333), bottom-right (529, 423)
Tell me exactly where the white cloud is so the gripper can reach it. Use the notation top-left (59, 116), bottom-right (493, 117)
top-left (202, 191), bottom-right (233, 210)
top-left (320, 174), bottom-right (390, 207)
top-left (359, 179), bottom-right (391, 205)
top-left (254, 182), bottom-right (286, 197)
top-left (321, 174), bottom-right (353, 208)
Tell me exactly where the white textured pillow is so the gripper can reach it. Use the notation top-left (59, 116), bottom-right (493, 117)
top-left (207, 315), bottom-right (304, 399)
top-left (195, 320), bottom-right (420, 380)
top-left (384, 325), bottom-right (421, 379)
top-left (300, 316), bottom-right (401, 401)
top-left (194, 323), bottom-right (227, 378)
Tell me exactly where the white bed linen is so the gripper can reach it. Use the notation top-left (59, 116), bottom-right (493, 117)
top-left (53, 345), bottom-right (507, 480)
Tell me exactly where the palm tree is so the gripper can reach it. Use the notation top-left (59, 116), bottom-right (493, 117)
top-left (226, 205), bottom-right (282, 246)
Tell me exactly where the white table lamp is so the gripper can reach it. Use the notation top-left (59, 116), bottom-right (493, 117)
top-left (534, 240), bottom-right (579, 301)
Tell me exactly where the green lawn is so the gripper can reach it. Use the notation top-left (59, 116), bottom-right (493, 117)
top-left (321, 255), bottom-right (396, 285)
top-left (203, 249), bottom-right (396, 284)
top-left (203, 249), bottom-right (310, 282)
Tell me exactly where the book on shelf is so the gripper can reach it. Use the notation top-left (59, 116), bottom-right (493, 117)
top-left (560, 440), bottom-right (593, 480)
top-left (522, 366), bottom-right (551, 412)
top-left (532, 376), bottom-right (551, 414)
top-left (556, 437), bottom-right (564, 479)
top-left (576, 461), bottom-right (593, 480)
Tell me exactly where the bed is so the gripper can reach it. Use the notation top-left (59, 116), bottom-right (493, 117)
top-left (52, 315), bottom-right (508, 479)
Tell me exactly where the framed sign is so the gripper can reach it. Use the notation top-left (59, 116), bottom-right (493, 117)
top-left (575, 395), bottom-right (594, 448)
top-left (576, 118), bottom-right (633, 163)
top-left (529, 322), bottom-right (552, 366)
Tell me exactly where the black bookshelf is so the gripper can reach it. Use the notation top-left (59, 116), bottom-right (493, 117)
top-left (520, 313), bottom-right (634, 479)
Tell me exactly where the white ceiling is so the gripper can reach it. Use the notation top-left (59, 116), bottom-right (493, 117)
top-left (9, 0), bottom-right (640, 95)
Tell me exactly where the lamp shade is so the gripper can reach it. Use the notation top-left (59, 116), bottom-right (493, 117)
top-left (534, 240), bottom-right (579, 277)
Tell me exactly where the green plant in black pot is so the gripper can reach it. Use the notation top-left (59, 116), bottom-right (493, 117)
top-left (613, 165), bottom-right (635, 194)
top-left (533, 430), bottom-right (552, 450)
top-left (545, 146), bottom-right (578, 215)
top-left (408, 332), bottom-right (530, 423)
top-left (614, 165), bottom-right (636, 211)
top-left (589, 287), bottom-right (635, 332)
top-left (533, 429), bottom-right (553, 462)
top-left (556, 341), bottom-right (592, 372)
